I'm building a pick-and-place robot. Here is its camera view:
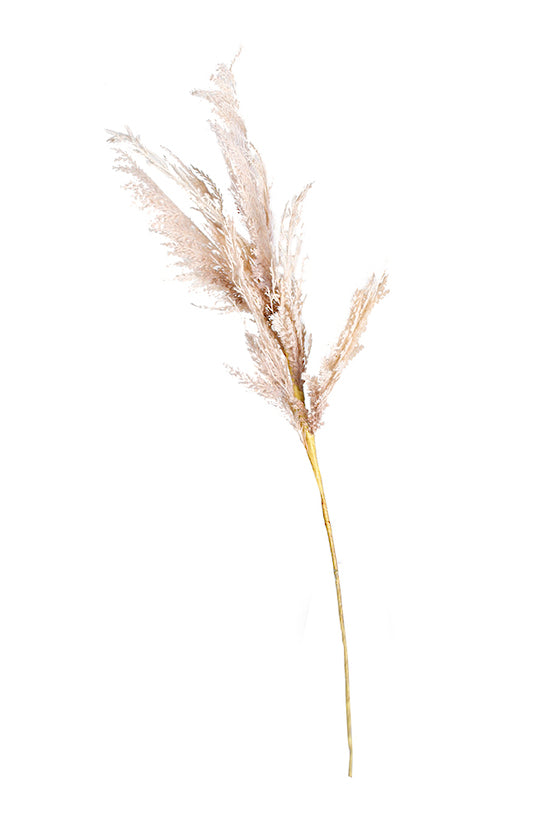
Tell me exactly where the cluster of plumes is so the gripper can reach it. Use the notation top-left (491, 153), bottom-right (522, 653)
top-left (108, 60), bottom-right (388, 442)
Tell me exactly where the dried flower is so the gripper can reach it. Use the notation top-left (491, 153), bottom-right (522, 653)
top-left (108, 57), bottom-right (388, 777)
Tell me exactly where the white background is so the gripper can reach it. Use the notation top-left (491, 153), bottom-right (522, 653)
top-left (1, 1), bottom-right (549, 820)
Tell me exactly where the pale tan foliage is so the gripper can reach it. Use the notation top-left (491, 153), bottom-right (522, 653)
top-left (108, 60), bottom-right (387, 440)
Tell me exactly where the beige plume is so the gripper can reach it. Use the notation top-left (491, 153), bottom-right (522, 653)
top-left (108, 58), bottom-right (388, 777)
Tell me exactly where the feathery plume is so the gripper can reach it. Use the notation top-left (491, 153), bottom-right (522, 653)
top-left (108, 58), bottom-right (388, 777)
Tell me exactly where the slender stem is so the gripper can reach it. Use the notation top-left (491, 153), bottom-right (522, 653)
top-left (303, 428), bottom-right (353, 777)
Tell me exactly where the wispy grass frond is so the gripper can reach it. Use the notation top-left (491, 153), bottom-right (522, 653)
top-left (192, 62), bottom-right (274, 296)
top-left (108, 129), bottom-right (248, 310)
top-left (308, 272), bottom-right (389, 431)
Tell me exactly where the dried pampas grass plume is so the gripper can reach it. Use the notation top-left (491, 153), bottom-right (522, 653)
top-left (108, 58), bottom-right (388, 777)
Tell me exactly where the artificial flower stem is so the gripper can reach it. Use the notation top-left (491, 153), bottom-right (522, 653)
top-left (304, 428), bottom-right (353, 777)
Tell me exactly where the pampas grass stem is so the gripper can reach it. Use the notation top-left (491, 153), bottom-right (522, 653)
top-left (108, 56), bottom-right (387, 776)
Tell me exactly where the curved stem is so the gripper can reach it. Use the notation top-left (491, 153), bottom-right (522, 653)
top-left (304, 428), bottom-right (353, 777)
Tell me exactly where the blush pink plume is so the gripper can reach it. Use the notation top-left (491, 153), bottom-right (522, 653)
top-left (108, 58), bottom-right (388, 777)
